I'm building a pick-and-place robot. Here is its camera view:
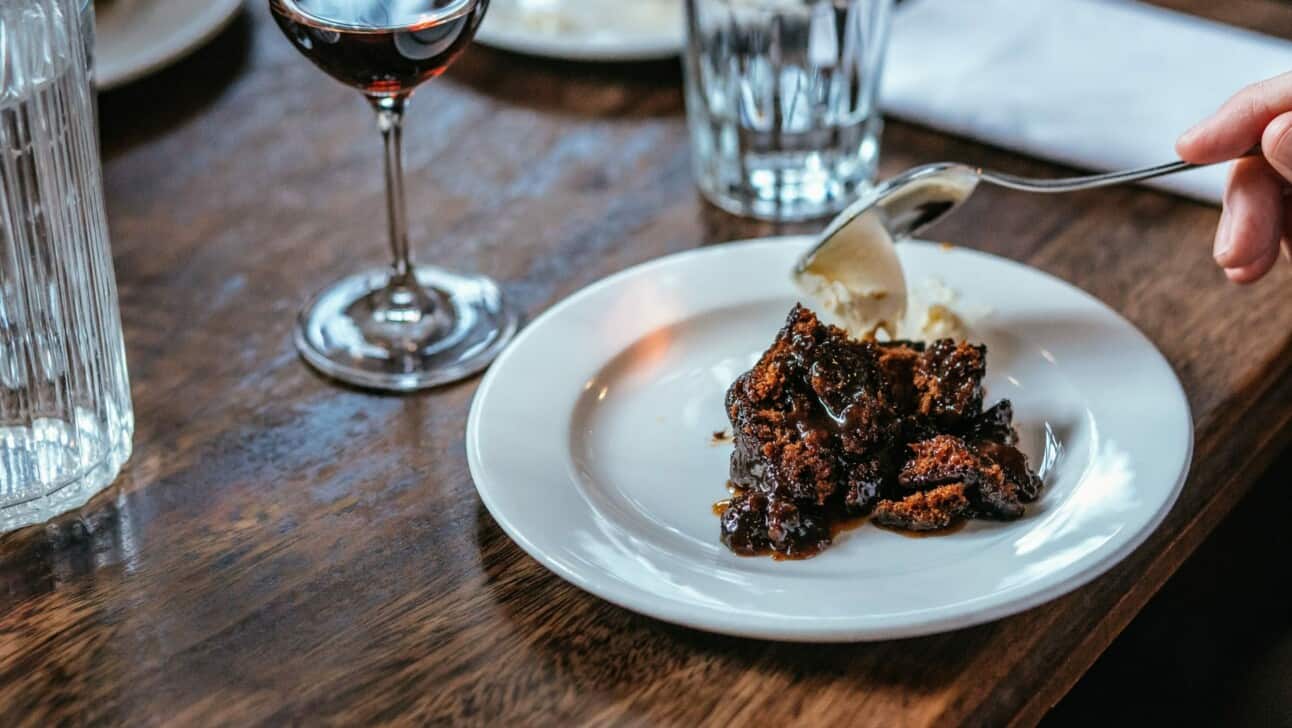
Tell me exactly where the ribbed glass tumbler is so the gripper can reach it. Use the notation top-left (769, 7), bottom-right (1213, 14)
top-left (683, 0), bottom-right (894, 221)
top-left (0, 0), bottom-right (133, 532)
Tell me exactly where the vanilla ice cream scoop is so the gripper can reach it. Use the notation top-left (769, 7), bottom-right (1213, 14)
top-left (793, 203), bottom-right (906, 338)
top-left (793, 165), bottom-right (979, 339)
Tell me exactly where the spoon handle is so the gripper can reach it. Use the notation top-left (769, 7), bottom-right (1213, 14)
top-left (976, 145), bottom-right (1262, 193)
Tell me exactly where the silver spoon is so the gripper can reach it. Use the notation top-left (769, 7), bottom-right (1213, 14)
top-left (796, 147), bottom-right (1260, 273)
top-left (791, 148), bottom-right (1258, 337)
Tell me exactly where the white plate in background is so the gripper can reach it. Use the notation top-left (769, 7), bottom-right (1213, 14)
top-left (467, 237), bottom-right (1192, 641)
top-left (95, 0), bottom-right (243, 90)
top-left (475, 0), bottom-right (682, 61)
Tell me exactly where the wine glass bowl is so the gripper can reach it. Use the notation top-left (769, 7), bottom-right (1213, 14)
top-left (269, 0), bottom-right (517, 391)
top-left (270, 0), bottom-right (486, 96)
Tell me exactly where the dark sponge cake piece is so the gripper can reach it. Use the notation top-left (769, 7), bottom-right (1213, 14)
top-left (844, 455), bottom-right (890, 514)
top-left (873, 484), bottom-right (970, 531)
top-left (876, 341), bottom-right (924, 414)
top-left (966, 399), bottom-right (1019, 445)
top-left (719, 491), bottom-right (831, 557)
top-left (973, 440), bottom-right (1043, 505)
top-left (790, 312), bottom-right (901, 455)
top-left (969, 468), bottom-right (1026, 520)
top-left (720, 304), bottom-right (1044, 557)
top-left (962, 399), bottom-right (1042, 506)
top-left (725, 305), bottom-right (899, 506)
top-left (720, 491), bottom-right (771, 555)
top-left (914, 340), bottom-right (986, 428)
top-left (898, 434), bottom-right (985, 489)
top-left (898, 434), bottom-right (1033, 520)
top-left (723, 305), bottom-right (904, 557)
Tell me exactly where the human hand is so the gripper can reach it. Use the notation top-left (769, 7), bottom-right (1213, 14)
top-left (1177, 71), bottom-right (1292, 283)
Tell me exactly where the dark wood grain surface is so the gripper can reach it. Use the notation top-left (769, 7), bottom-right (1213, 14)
top-left (3, 1), bottom-right (1291, 725)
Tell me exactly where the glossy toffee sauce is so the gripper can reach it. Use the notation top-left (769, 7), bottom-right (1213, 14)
top-left (712, 484), bottom-right (966, 560)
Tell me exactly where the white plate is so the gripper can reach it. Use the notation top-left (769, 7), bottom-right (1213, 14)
top-left (95, 0), bottom-right (243, 90)
top-left (476, 0), bottom-right (682, 61)
top-left (467, 237), bottom-right (1192, 642)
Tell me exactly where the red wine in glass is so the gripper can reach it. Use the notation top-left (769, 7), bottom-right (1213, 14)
top-left (269, 0), bottom-right (487, 96)
top-left (269, 0), bottom-right (517, 392)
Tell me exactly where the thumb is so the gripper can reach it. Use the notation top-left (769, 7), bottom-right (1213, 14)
top-left (1261, 110), bottom-right (1292, 184)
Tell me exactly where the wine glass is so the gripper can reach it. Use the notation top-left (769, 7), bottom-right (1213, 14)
top-left (269, 0), bottom-right (517, 391)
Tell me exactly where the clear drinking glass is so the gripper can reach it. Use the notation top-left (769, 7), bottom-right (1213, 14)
top-left (0, 0), bottom-right (134, 532)
top-left (683, 0), bottom-right (894, 221)
top-left (269, 0), bottom-right (518, 392)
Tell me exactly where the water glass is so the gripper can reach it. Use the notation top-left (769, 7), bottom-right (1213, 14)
top-left (0, 0), bottom-right (134, 532)
top-left (683, 0), bottom-right (895, 221)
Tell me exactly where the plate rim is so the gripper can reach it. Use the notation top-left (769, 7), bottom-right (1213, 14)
top-left (474, 13), bottom-right (681, 61)
top-left (467, 236), bottom-right (1193, 642)
top-left (95, 0), bottom-right (244, 90)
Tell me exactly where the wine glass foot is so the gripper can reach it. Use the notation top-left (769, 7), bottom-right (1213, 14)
top-left (294, 266), bottom-right (519, 392)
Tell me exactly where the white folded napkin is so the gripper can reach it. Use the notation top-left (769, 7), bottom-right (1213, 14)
top-left (881, 0), bottom-right (1292, 204)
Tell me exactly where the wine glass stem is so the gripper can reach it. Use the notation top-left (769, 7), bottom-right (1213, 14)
top-left (373, 95), bottom-right (414, 285)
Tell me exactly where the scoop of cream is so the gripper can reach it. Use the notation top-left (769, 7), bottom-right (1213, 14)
top-left (794, 207), bottom-right (908, 339)
top-left (794, 204), bottom-right (970, 341)
top-left (908, 278), bottom-right (969, 341)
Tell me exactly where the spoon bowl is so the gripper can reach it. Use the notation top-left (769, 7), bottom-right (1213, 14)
top-left (796, 163), bottom-right (980, 278)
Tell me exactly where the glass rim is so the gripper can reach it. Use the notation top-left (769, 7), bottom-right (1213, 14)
top-left (269, 0), bottom-right (478, 34)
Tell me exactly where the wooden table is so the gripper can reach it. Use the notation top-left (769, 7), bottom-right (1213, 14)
top-left (3, 1), bottom-right (1291, 725)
